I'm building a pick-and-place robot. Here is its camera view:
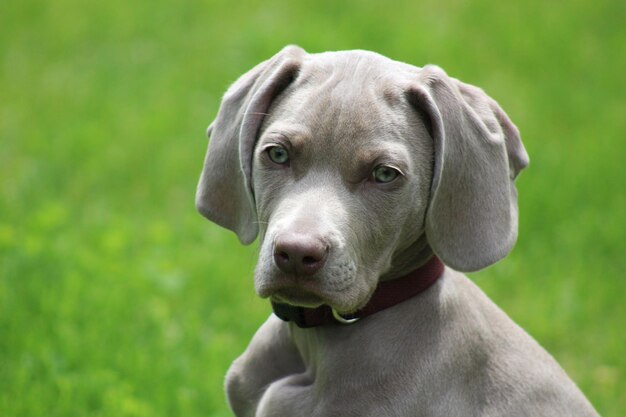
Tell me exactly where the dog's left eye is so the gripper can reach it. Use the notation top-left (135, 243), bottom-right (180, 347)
top-left (372, 165), bottom-right (400, 183)
top-left (267, 146), bottom-right (290, 165)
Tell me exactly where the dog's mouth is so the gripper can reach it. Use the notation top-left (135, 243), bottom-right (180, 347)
top-left (270, 287), bottom-right (325, 308)
top-left (255, 248), bottom-right (368, 312)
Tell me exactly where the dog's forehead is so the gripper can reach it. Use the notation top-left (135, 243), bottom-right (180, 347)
top-left (296, 50), bottom-right (417, 105)
top-left (263, 51), bottom-right (421, 153)
top-left (303, 49), bottom-right (419, 79)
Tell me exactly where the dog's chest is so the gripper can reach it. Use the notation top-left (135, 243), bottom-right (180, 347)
top-left (253, 326), bottom-right (440, 417)
top-left (256, 371), bottom-right (413, 417)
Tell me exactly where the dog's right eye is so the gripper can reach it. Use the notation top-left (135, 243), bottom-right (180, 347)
top-left (267, 146), bottom-right (290, 165)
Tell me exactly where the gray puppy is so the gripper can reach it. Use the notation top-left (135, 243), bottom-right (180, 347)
top-left (196, 46), bottom-right (599, 416)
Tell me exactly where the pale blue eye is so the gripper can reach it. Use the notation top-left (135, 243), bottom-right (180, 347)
top-left (373, 165), bottom-right (400, 183)
top-left (267, 146), bottom-right (289, 165)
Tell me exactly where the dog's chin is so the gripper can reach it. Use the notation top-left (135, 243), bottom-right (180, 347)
top-left (271, 288), bottom-right (325, 308)
top-left (255, 266), bottom-right (377, 313)
top-left (256, 275), bottom-right (327, 308)
top-left (263, 284), bottom-right (374, 315)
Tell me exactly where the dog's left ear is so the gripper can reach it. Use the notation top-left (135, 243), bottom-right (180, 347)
top-left (407, 65), bottom-right (529, 272)
top-left (196, 45), bottom-right (306, 244)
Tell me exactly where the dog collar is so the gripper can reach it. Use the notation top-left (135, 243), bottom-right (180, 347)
top-left (271, 256), bottom-right (445, 328)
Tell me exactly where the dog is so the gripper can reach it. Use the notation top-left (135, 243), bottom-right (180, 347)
top-left (196, 46), bottom-right (599, 416)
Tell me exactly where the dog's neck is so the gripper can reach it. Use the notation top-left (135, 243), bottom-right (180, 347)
top-left (380, 234), bottom-right (434, 282)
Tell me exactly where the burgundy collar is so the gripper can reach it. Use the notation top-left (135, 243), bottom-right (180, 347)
top-left (271, 256), bottom-right (445, 328)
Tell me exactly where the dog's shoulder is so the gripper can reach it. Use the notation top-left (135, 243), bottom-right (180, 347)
top-left (430, 269), bottom-right (598, 416)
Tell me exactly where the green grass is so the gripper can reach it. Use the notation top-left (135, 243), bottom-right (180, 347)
top-left (1, 0), bottom-right (624, 415)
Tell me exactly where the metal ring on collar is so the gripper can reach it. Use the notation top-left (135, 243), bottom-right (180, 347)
top-left (331, 308), bottom-right (360, 324)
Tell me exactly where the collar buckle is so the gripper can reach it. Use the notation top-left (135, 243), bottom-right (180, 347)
top-left (331, 308), bottom-right (360, 324)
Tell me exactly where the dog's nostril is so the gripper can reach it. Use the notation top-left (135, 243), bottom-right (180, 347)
top-left (278, 252), bottom-right (290, 262)
top-left (273, 234), bottom-right (329, 276)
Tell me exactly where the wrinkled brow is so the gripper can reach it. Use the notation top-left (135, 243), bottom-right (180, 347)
top-left (354, 144), bottom-right (410, 171)
top-left (260, 126), bottom-right (311, 150)
top-left (345, 143), bottom-right (411, 182)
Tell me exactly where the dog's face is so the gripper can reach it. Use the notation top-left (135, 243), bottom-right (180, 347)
top-left (251, 71), bottom-right (434, 313)
top-left (196, 46), bottom-right (528, 314)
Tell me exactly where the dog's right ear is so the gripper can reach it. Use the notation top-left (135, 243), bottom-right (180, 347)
top-left (196, 46), bottom-right (305, 244)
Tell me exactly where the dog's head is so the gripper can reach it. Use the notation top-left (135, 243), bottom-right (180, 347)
top-left (196, 46), bottom-right (528, 314)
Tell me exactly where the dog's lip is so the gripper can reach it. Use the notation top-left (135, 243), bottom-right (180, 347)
top-left (256, 268), bottom-right (368, 311)
top-left (258, 276), bottom-right (327, 307)
top-left (271, 287), bottom-right (325, 308)
top-left (260, 280), bottom-right (367, 313)
top-left (268, 285), bottom-right (371, 315)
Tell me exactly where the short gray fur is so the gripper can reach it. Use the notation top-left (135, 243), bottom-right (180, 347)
top-left (196, 46), bottom-right (598, 416)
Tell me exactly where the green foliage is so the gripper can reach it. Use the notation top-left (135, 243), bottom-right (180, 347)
top-left (1, 0), bottom-right (624, 415)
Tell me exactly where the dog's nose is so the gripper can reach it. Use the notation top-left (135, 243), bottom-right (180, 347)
top-left (273, 233), bottom-right (328, 276)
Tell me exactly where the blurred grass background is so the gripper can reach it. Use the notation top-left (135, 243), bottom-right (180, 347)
top-left (1, 0), bottom-right (624, 415)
